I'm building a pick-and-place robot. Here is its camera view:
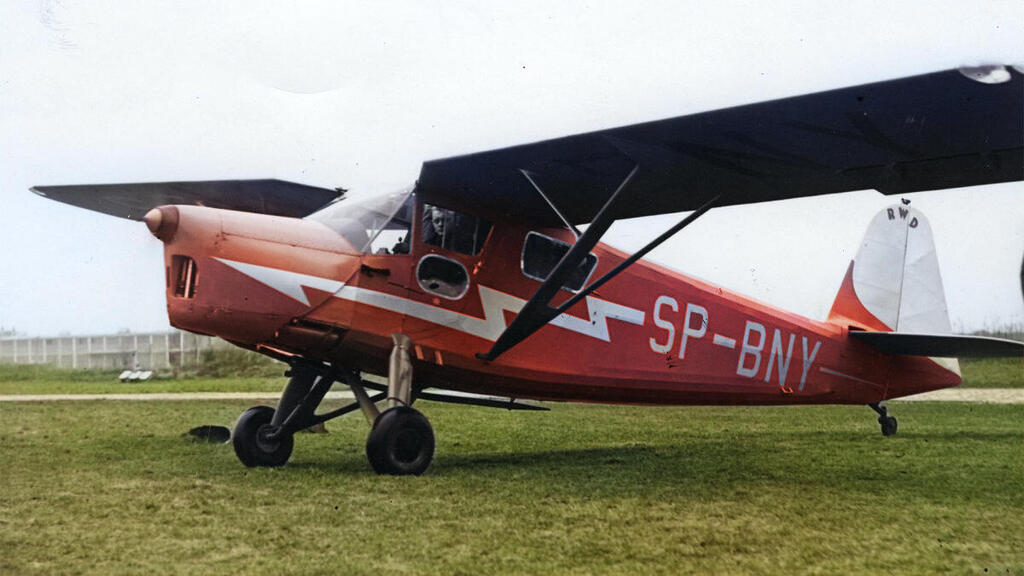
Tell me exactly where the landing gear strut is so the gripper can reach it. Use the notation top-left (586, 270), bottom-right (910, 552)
top-left (233, 361), bottom-right (360, 468)
top-left (231, 333), bottom-right (435, 475)
top-left (868, 402), bottom-right (898, 436)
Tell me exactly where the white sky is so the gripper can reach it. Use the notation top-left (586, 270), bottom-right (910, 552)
top-left (1, 0), bottom-right (1022, 337)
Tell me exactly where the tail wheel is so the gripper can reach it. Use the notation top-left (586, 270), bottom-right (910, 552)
top-left (233, 406), bottom-right (294, 467)
top-left (366, 406), bottom-right (435, 475)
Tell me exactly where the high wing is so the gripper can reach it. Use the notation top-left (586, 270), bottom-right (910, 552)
top-left (433, 66), bottom-right (1024, 361)
top-left (417, 66), bottom-right (1023, 226)
top-left (31, 179), bottom-right (343, 220)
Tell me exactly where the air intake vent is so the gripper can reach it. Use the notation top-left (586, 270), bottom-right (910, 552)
top-left (172, 255), bottom-right (197, 298)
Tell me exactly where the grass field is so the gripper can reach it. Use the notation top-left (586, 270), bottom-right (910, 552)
top-left (0, 364), bottom-right (287, 395)
top-left (0, 347), bottom-right (290, 395)
top-left (0, 355), bottom-right (1019, 396)
top-left (2, 398), bottom-right (1023, 575)
top-left (960, 357), bottom-right (1024, 388)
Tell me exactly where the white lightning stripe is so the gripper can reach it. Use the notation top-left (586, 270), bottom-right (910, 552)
top-left (818, 367), bottom-right (885, 390)
top-left (712, 334), bottom-right (736, 349)
top-left (216, 259), bottom-right (645, 343)
top-left (215, 258), bottom-right (344, 306)
top-left (334, 285), bottom-right (644, 342)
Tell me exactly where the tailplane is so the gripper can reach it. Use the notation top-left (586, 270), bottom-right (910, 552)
top-left (849, 331), bottom-right (1023, 358)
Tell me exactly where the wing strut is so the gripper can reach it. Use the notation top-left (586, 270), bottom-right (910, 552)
top-left (520, 169), bottom-right (582, 238)
top-left (550, 191), bottom-right (723, 317)
top-left (477, 165), bottom-right (639, 361)
top-left (477, 169), bottom-right (722, 362)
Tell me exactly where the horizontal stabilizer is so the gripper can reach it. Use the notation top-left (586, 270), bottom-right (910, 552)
top-left (850, 331), bottom-right (1024, 358)
top-left (31, 179), bottom-right (342, 220)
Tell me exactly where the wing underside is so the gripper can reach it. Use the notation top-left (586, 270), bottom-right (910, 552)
top-left (418, 66), bottom-right (1024, 225)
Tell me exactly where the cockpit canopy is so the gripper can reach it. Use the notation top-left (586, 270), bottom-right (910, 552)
top-left (306, 186), bottom-right (493, 257)
top-left (306, 186), bottom-right (415, 254)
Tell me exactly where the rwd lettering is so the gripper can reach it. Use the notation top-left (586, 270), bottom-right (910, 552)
top-left (886, 206), bottom-right (919, 228)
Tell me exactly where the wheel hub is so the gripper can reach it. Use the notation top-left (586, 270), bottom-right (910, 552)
top-left (393, 429), bottom-right (423, 464)
top-left (255, 425), bottom-right (281, 453)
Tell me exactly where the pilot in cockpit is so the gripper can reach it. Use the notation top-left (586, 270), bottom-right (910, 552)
top-left (422, 205), bottom-right (454, 248)
top-left (418, 205), bottom-right (471, 296)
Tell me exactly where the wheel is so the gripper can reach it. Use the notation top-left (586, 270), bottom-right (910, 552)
top-left (366, 406), bottom-right (435, 475)
top-left (880, 415), bottom-right (898, 437)
top-left (233, 406), bottom-right (294, 467)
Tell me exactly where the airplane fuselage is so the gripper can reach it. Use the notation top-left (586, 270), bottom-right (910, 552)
top-left (36, 66), bottom-right (1020, 473)
top-left (158, 199), bottom-right (960, 407)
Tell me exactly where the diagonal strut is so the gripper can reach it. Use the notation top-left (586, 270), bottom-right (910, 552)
top-left (477, 165), bottom-right (639, 361)
top-left (477, 181), bottom-right (722, 362)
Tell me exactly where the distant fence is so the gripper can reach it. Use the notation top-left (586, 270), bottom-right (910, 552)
top-left (0, 331), bottom-right (231, 371)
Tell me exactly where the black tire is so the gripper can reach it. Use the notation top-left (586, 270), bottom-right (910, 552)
top-left (233, 406), bottom-right (294, 467)
top-left (880, 415), bottom-right (898, 437)
top-left (366, 406), bottom-right (435, 475)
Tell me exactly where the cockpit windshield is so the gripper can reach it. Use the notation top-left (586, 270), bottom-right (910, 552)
top-left (306, 186), bottom-right (414, 254)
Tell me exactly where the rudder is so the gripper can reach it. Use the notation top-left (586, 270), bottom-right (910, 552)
top-left (828, 202), bottom-right (953, 335)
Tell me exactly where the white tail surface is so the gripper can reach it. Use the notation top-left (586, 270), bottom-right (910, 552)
top-left (829, 203), bottom-right (959, 373)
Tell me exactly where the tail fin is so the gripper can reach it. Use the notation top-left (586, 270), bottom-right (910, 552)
top-left (829, 202), bottom-right (952, 333)
top-left (828, 202), bottom-right (960, 373)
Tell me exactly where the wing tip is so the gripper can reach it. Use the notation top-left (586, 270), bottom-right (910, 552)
top-left (957, 64), bottom-right (1023, 85)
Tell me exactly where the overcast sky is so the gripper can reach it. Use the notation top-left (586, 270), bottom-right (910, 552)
top-left (1, 0), bottom-right (1022, 337)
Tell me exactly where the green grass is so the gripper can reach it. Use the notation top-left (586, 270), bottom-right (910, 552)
top-left (1, 356), bottom-right (1019, 396)
top-left (191, 347), bottom-right (289, 379)
top-left (0, 347), bottom-right (289, 394)
top-left (0, 363), bottom-right (287, 395)
top-left (0, 363), bottom-right (126, 383)
top-left (960, 357), bottom-right (1024, 388)
top-left (2, 400), bottom-right (1022, 575)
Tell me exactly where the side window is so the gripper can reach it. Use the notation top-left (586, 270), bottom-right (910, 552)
top-left (422, 204), bottom-right (492, 255)
top-left (417, 255), bottom-right (469, 300)
top-left (521, 232), bottom-right (597, 292)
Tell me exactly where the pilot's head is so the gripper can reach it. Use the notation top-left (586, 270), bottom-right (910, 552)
top-left (429, 206), bottom-right (451, 237)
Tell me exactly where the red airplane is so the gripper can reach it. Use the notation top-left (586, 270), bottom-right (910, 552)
top-left (33, 66), bottom-right (1024, 475)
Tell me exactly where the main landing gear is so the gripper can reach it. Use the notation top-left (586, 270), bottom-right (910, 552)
top-left (868, 402), bottom-right (898, 436)
top-left (232, 333), bottom-right (435, 475)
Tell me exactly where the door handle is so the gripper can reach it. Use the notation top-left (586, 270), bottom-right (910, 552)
top-left (360, 264), bottom-right (391, 277)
